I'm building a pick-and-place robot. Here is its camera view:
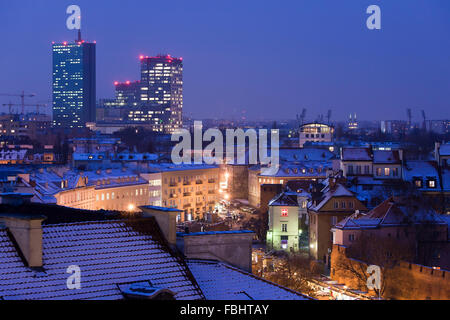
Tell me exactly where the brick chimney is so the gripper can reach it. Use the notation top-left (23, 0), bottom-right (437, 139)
top-left (0, 214), bottom-right (46, 268)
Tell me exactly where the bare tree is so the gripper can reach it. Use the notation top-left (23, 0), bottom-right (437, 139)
top-left (334, 232), bottom-right (414, 297)
top-left (264, 252), bottom-right (319, 297)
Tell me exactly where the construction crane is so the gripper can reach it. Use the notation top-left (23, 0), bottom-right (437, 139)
top-left (327, 109), bottom-right (332, 124)
top-left (406, 108), bottom-right (412, 128)
top-left (0, 91), bottom-right (36, 114)
top-left (1, 103), bottom-right (46, 115)
top-left (298, 108), bottom-right (306, 125)
top-left (2, 102), bottom-right (15, 114)
top-left (421, 110), bottom-right (427, 131)
top-left (33, 103), bottom-right (48, 115)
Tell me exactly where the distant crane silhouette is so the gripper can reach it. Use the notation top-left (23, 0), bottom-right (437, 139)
top-left (1, 103), bottom-right (47, 115)
top-left (327, 109), bottom-right (332, 124)
top-left (421, 110), bottom-right (427, 131)
top-left (0, 91), bottom-right (36, 114)
top-left (406, 108), bottom-right (412, 128)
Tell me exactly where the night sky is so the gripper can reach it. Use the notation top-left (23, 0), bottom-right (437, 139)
top-left (0, 0), bottom-right (449, 121)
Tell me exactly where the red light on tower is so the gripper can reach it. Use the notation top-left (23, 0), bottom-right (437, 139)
top-left (281, 208), bottom-right (288, 217)
top-left (139, 55), bottom-right (145, 60)
top-left (63, 41), bottom-right (68, 46)
top-left (114, 81), bottom-right (119, 86)
top-left (126, 81), bottom-right (131, 85)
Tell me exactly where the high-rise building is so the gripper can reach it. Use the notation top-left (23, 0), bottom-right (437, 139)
top-left (52, 32), bottom-right (96, 128)
top-left (114, 80), bottom-right (141, 107)
top-left (348, 113), bottom-right (358, 130)
top-left (139, 55), bottom-right (183, 133)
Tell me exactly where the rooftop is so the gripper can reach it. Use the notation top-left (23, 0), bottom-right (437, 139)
top-left (187, 260), bottom-right (312, 300)
top-left (0, 217), bottom-right (204, 300)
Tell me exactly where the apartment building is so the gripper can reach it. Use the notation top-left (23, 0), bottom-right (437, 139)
top-left (142, 164), bottom-right (220, 222)
top-left (30, 167), bottom-right (150, 211)
top-left (308, 179), bottom-right (367, 266)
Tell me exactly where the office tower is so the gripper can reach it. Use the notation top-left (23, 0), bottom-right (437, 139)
top-left (114, 80), bottom-right (141, 107)
top-left (52, 32), bottom-right (96, 128)
top-left (139, 55), bottom-right (183, 133)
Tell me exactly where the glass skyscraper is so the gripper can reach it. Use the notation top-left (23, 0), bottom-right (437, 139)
top-left (140, 55), bottom-right (183, 133)
top-left (52, 38), bottom-right (96, 128)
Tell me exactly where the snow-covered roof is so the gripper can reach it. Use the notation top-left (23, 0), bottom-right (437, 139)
top-left (373, 150), bottom-right (401, 164)
top-left (439, 144), bottom-right (450, 156)
top-left (403, 161), bottom-right (440, 191)
top-left (269, 192), bottom-right (299, 206)
top-left (0, 219), bottom-right (203, 300)
top-left (341, 148), bottom-right (372, 161)
top-left (279, 148), bottom-right (335, 162)
top-left (335, 197), bottom-right (446, 230)
top-left (29, 167), bottom-right (149, 202)
top-left (146, 163), bottom-right (219, 173)
top-left (310, 183), bottom-right (355, 211)
top-left (259, 162), bottom-right (330, 177)
top-left (187, 260), bottom-right (312, 300)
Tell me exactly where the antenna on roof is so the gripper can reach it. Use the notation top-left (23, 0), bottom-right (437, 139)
top-left (77, 29), bottom-right (82, 43)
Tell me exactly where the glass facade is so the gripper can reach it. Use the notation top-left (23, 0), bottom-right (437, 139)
top-left (52, 41), bottom-right (96, 128)
top-left (140, 55), bottom-right (183, 133)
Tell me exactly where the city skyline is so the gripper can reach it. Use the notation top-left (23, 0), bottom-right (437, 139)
top-left (1, 0), bottom-right (450, 122)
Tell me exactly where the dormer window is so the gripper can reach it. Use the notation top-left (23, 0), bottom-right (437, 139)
top-left (427, 179), bottom-right (436, 188)
top-left (414, 178), bottom-right (423, 188)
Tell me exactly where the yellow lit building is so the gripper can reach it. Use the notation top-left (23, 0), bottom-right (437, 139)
top-left (142, 164), bottom-right (220, 222)
top-left (299, 123), bottom-right (334, 148)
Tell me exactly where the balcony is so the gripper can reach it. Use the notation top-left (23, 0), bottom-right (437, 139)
top-left (196, 180), bottom-right (203, 185)
top-left (196, 191), bottom-right (203, 195)
top-left (183, 192), bottom-right (192, 197)
top-left (169, 194), bottom-right (177, 199)
top-left (208, 190), bottom-right (215, 194)
top-left (183, 181), bottom-right (191, 186)
top-left (208, 179), bottom-right (215, 183)
top-left (169, 182), bottom-right (178, 187)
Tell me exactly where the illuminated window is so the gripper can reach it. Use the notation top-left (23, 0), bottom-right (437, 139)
top-left (428, 180), bottom-right (436, 188)
top-left (281, 208), bottom-right (288, 217)
top-left (414, 179), bottom-right (423, 188)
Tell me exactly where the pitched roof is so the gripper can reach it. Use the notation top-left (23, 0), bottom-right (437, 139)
top-left (403, 161), bottom-right (441, 191)
top-left (373, 150), bottom-right (401, 164)
top-left (310, 183), bottom-right (355, 211)
top-left (341, 148), bottom-right (373, 161)
top-left (0, 219), bottom-right (204, 300)
top-left (269, 192), bottom-right (299, 206)
top-left (187, 260), bottom-right (312, 300)
top-left (334, 197), bottom-right (446, 230)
